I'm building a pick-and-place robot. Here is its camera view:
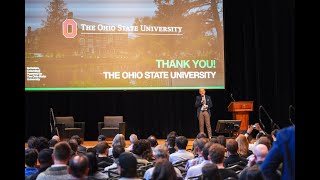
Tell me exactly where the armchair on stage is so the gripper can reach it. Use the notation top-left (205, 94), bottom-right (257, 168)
top-left (55, 116), bottom-right (85, 140)
top-left (98, 116), bottom-right (126, 138)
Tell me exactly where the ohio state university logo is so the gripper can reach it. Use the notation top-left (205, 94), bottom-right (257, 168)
top-left (62, 19), bottom-right (77, 38)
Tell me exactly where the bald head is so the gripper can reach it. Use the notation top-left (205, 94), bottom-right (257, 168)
top-left (68, 155), bottom-right (89, 178)
top-left (199, 89), bottom-right (206, 96)
top-left (253, 144), bottom-right (269, 162)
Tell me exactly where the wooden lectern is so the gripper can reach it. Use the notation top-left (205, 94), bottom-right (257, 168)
top-left (228, 101), bottom-right (254, 131)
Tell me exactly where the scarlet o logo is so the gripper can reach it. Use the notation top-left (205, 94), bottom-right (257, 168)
top-left (62, 19), bottom-right (77, 38)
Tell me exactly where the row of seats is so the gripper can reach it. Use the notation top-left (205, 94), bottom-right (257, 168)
top-left (54, 116), bottom-right (126, 140)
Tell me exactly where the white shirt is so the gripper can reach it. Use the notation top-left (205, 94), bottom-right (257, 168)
top-left (169, 150), bottom-right (195, 164)
top-left (108, 147), bottom-right (130, 157)
top-left (185, 156), bottom-right (204, 170)
top-left (143, 167), bottom-right (182, 180)
top-left (104, 162), bottom-right (118, 171)
top-left (184, 160), bottom-right (211, 180)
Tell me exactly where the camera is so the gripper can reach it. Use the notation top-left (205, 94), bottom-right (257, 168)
top-left (253, 125), bottom-right (256, 128)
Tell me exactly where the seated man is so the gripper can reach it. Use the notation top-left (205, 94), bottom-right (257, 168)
top-left (208, 143), bottom-right (238, 179)
top-left (118, 152), bottom-right (142, 180)
top-left (128, 134), bottom-right (138, 151)
top-left (132, 139), bottom-right (153, 165)
top-left (68, 155), bottom-right (89, 179)
top-left (26, 148), bottom-right (53, 180)
top-left (169, 136), bottom-right (194, 164)
top-left (184, 142), bottom-right (213, 180)
top-left (185, 138), bottom-right (209, 170)
top-left (147, 135), bottom-right (158, 155)
top-left (96, 141), bottom-right (114, 168)
top-left (25, 148), bottom-right (39, 177)
top-left (144, 144), bottom-right (182, 180)
top-left (104, 145), bottom-right (125, 177)
top-left (36, 142), bottom-right (73, 180)
top-left (70, 135), bottom-right (87, 154)
top-left (224, 139), bottom-right (248, 167)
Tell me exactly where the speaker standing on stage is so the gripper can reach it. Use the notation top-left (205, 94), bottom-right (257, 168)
top-left (195, 88), bottom-right (213, 138)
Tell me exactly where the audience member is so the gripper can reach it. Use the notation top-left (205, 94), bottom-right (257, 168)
top-left (256, 137), bottom-right (271, 150)
top-left (97, 135), bottom-right (106, 142)
top-left (169, 136), bottom-right (194, 164)
top-left (144, 145), bottom-right (182, 180)
top-left (202, 163), bottom-right (221, 180)
top-left (104, 145), bottom-right (125, 173)
top-left (217, 135), bottom-right (226, 147)
top-left (25, 148), bottom-right (39, 177)
top-left (35, 136), bottom-right (49, 153)
top-left (108, 134), bottom-right (127, 157)
top-left (151, 159), bottom-right (178, 180)
top-left (210, 137), bottom-right (218, 144)
top-left (36, 141), bottom-right (73, 179)
top-left (26, 149), bottom-right (53, 180)
top-left (71, 135), bottom-right (87, 154)
top-left (236, 134), bottom-right (252, 158)
top-left (85, 152), bottom-right (108, 180)
top-left (208, 143), bottom-right (237, 179)
top-left (128, 134), bottom-right (139, 151)
top-left (147, 135), bottom-right (158, 155)
top-left (96, 141), bottom-right (114, 168)
top-left (68, 154), bottom-right (89, 179)
top-left (52, 135), bottom-right (60, 142)
top-left (118, 152), bottom-right (141, 180)
top-left (239, 144), bottom-right (269, 180)
top-left (224, 139), bottom-right (248, 168)
top-left (26, 136), bottom-right (37, 150)
top-left (191, 132), bottom-right (208, 154)
top-left (261, 126), bottom-right (295, 180)
top-left (166, 134), bottom-right (177, 154)
top-left (184, 141), bottom-right (212, 179)
top-left (68, 138), bottom-right (79, 156)
top-left (185, 138), bottom-right (208, 170)
top-left (132, 139), bottom-right (153, 165)
top-left (48, 139), bottom-right (58, 150)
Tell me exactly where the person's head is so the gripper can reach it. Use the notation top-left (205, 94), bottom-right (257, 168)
top-left (154, 144), bottom-right (169, 160)
top-left (147, 135), bottom-right (158, 148)
top-left (195, 138), bottom-right (209, 155)
top-left (166, 134), bottom-right (176, 148)
top-left (68, 154), bottom-right (89, 179)
top-left (112, 145), bottom-right (125, 159)
top-left (256, 136), bottom-right (271, 150)
top-left (196, 132), bottom-right (207, 139)
top-left (226, 139), bottom-right (238, 155)
top-left (236, 134), bottom-right (249, 157)
top-left (217, 135), bottom-right (226, 147)
top-left (97, 135), bottom-right (106, 142)
top-left (48, 139), bottom-right (58, 149)
top-left (256, 132), bottom-right (266, 140)
top-left (68, 138), bottom-right (78, 155)
top-left (175, 136), bottom-right (188, 150)
top-left (271, 129), bottom-right (279, 142)
top-left (35, 136), bottom-right (49, 152)
top-left (151, 159), bottom-right (177, 180)
top-left (52, 135), bottom-right (60, 142)
top-left (239, 165), bottom-right (265, 180)
top-left (96, 141), bottom-right (110, 155)
top-left (210, 137), bottom-right (218, 143)
top-left (129, 134), bottom-right (138, 144)
top-left (71, 135), bottom-right (82, 145)
top-left (38, 148), bottom-right (53, 168)
top-left (132, 139), bottom-right (153, 160)
top-left (27, 136), bottom-right (37, 149)
top-left (86, 147), bottom-right (97, 155)
top-left (53, 141), bottom-right (72, 164)
top-left (112, 134), bottom-right (126, 148)
top-left (25, 148), bottom-right (38, 167)
top-left (253, 144), bottom-right (269, 162)
top-left (85, 152), bottom-right (98, 176)
top-left (167, 131), bottom-right (177, 137)
top-left (202, 142), bottom-right (213, 160)
top-left (199, 88), bottom-right (206, 96)
top-left (118, 152), bottom-right (138, 178)
top-left (208, 143), bottom-right (225, 164)
top-left (202, 163), bottom-right (221, 180)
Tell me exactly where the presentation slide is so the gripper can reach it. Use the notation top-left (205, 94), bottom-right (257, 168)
top-left (25, 0), bottom-right (224, 90)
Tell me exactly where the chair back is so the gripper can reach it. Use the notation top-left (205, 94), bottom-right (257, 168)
top-left (55, 116), bottom-right (74, 128)
top-left (104, 116), bottom-right (123, 127)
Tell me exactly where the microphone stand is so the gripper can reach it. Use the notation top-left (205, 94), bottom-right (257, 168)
top-left (260, 105), bottom-right (279, 131)
top-left (258, 106), bottom-right (266, 131)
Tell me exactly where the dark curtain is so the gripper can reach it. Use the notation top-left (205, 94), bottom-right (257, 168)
top-left (25, 0), bottom-right (295, 141)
